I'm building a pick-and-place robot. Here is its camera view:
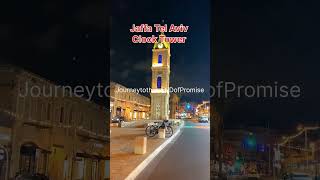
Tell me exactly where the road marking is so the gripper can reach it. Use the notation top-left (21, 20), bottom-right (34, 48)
top-left (184, 125), bottom-right (210, 129)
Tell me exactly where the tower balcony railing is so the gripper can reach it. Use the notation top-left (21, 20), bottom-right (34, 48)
top-left (152, 63), bottom-right (163, 67)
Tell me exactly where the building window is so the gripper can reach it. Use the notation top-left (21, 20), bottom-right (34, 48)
top-left (60, 107), bottom-right (64, 123)
top-left (47, 104), bottom-right (51, 121)
top-left (80, 113), bottom-right (84, 125)
top-left (90, 119), bottom-right (93, 131)
top-left (75, 158), bottom-right (84, 179)
top-left (157, 76), bottom-right (162, 89)
top-left (63, 159), bottom-right (69, 179)
top-left (92, 160), bottom-right (98, 180)
top-left (19, 143), bottom-right (37, 174)
top-left (69, 107), bottom-right (73, 125)
top-left (158, 54), bottom-right (162, 64)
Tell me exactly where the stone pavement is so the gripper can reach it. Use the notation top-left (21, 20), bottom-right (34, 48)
top-left (110, 126), bottom-right (176, 180)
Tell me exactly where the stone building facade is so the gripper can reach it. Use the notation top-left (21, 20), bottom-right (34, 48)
top-left (110, 82), bottom-right (150, 121)
top-left (0, 65), bottom-right (109, 180)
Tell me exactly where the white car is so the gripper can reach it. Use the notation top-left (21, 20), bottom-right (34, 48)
top-left (198, 116), bottom-right (209, 123)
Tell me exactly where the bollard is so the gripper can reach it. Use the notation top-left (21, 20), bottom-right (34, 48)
top-left (158, 128), bottom-right (166, 139)
top-left (134, 136), bottom-right (147, 154)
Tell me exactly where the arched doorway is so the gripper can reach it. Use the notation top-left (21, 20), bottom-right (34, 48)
top-left (19, 143), bottom-right (37, 174)
top-left (19, 143), bottom-right (50, 176)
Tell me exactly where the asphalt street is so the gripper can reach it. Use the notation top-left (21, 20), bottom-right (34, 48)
top-left (143, 119), bottom-right (210, 180)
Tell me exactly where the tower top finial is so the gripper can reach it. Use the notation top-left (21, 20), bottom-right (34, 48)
top-left (160, 20), bottom-right (165, 35)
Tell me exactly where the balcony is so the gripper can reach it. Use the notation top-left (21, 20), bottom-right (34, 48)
top-left (76, 126), bottom-right (108, 142)
top-left (23, 118), bottom-right (53, 129)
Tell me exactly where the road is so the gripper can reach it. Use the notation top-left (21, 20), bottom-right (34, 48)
top-left (142, 119), bottom-right (210, 180)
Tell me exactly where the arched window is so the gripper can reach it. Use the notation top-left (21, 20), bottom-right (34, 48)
top-left (157, 76), bottom-right (162, 89)
top-left (158, 54), bottom-right (162, 64)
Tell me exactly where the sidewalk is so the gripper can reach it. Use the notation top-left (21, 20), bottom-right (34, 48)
top-left (110, 122), bottom-right (181, 180)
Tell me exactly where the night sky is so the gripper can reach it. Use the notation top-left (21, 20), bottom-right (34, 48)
top-left (213, 0), bottom-right (320, 129)
top-left (1, 0), bottom-right (319, 129)
top-left (110, 0), bottom-right (210, 103)
top-left (0, 0), bottom-right (109, 106)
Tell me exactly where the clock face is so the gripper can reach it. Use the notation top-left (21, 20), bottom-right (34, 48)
top-left (157, 43), bottom-right (163, 49)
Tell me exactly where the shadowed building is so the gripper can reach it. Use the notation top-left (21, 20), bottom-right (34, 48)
top-left (150, 33), bottom-right (171, 120)
top-left (110, 81), bottom-right (150, 121)
top-left (0, 65), bottom-right (109, 180)
top-left (169, 93), bottom-right (179, 119)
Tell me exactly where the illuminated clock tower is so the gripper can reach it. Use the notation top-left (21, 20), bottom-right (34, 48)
top-left (150, 33), bottom-right (170, 120)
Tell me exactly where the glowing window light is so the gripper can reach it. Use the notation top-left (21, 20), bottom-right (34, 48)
top-left (158, 54), bottom-right (162, 63)
top-left (157, 76), bottom-right (161, 88)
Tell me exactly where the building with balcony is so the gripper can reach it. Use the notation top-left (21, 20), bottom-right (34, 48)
top-left (110, 82), bottom-right (150, 121)
top-left (0, 65), bottom-right (109, 180)
top-left (196, 101), bottom-right (210, 117)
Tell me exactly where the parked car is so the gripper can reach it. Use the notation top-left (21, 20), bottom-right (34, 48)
top-left (111, 116), bottom-right (125, 123)
top-left (198, 116), bottom-right (209, 123)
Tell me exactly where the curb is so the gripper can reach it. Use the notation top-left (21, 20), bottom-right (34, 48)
top-left (125, 120), bottom-right (185, 180)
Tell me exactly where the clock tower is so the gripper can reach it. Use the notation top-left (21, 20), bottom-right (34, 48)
top-left (150, 33), bottom-right (170, 120)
